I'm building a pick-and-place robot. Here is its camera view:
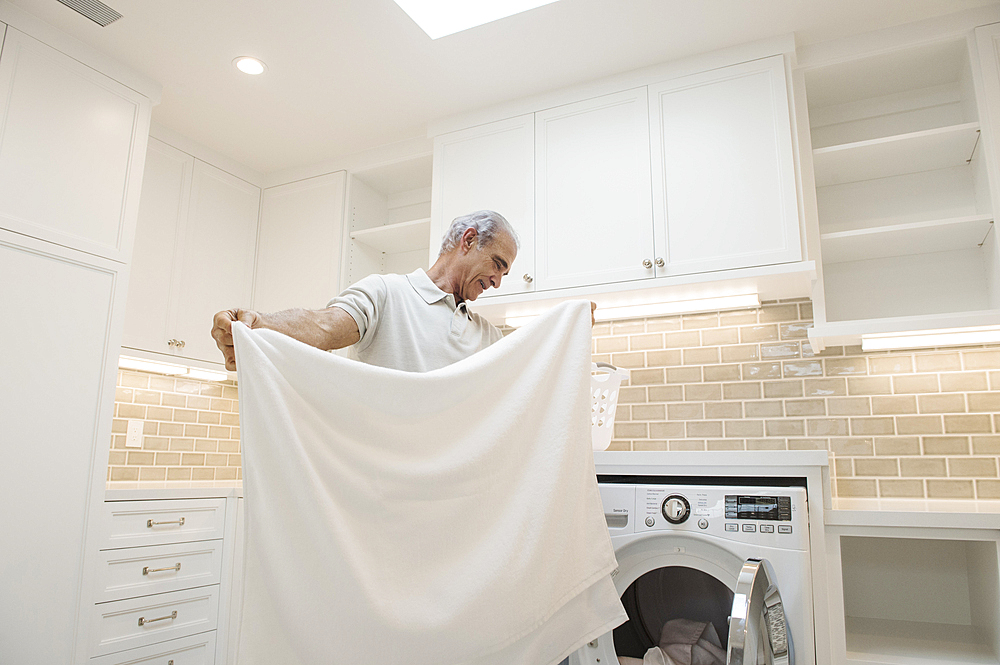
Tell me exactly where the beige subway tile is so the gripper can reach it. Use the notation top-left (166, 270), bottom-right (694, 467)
top-left (632, 404), bottom-right (665, 420)
top-left (704, 365), bottom-right (741, 382)
top-left (786, 399), bottom-right (826, 416)
top-left (187, 395), bottom-right (212, 410)
top-left (868, 356), bottom-right (913, 374)
top-left (228, 454), bottom-right (241, 467)
top-left (633, 440), bottom-right (670, 451)
top-left (631, 333), bottom-right (665, 351)
top-left (607, 440), bottom-right (632, 451)
top-left (788, 438), bottom-right (829, 451)
top-left (223, 386), bottom-right (239, 400)
top-left (596, 337), bottom-right (628, 353)
top-left (616, 405), bottom-right (632, 422)
top-left (204, 453), bottom-right (229, 467)
top-left (872, 395), bottom-right (917, 415)
top-left (683, 347), bottom-right (720, 365)
top-left (181, 453), bottom-right (206, 466)
top-left (720, 309), bottom-right (759, 326)
top-left (219, 440), bottom-right (240, 453)
top-left (722, 345), bottom-right (759, 362)
top-left (743, 362), bottom-right (781, 380)
top-left (962, 349), bottom-right (1000, 369)
top-left (146, 406), bottom-right (174, 421)
top-left (922, 436), bottom-right (970, 454)
top-left (118, 404), bottom-right (146, 419)
top-left (167, 467), bottom-right (193, 481)
top-left (780, 321), bottom-right (809, 340)
top-left (619, 387), bottom-right (648, 403)
top-left (830, 437), bottom-right (874, 457)
top-left (162, 393), bottom-right (187, 408)
top-left (893, 374), bottom-right (939, 394)
top-left (646, 317), bottom-right (682, 332)
top-left (941, 372), bottom-right (988, 393)
top-left (169, 438), bottom-right (195, 452)
top-left (155, 452), bottom-right (181, 466)
top-left (725, 420), bottom-right (764, 437)
top-left (185, 424), bottom-right (209, 438)
top-left (740, 325), bottom-right (779, 343)
top-left (107, 450), bottom-right (126, 465)
top-left (111, 419), bottom-right (127, 434)
top-left (855, 458), bottom-right (899, 476)
top-left (784, 360), bottom-right (823, 377)
top-left (615, 422), bottom-right (649, 438)
top-left (874, 437), bottom-right (920, 455)
top-left (944, 414), bottom-right (993, 433)
top-left (148, 376), bottom-right (175, 392)
top-left (895, 415), bottom-right (942, 435)
top-left (665, 331), bottom-right (701, 348)
top-left (173, 409), bottom-right (198, 423)
top-left (645, 350), bottom-right (682, 367)
top-left (111, 435), bottom-right (126, 450)
top-left (140, 467), bottom-right (167, 482)
top-left (926, 479), bottom-right (974, 498)
top-left (204, 383), bottom-right (227, 398)
top-left (764, 381), bottom-right (803, 398)
top-left (237, 468), bottom-right (242, 480)
top-left (682, 313), bottom-right (719, 329)
top-left (156, 423), bottom-right (182, 437)
top-left (972, 436), bottom-right (1000, 454)
top-left (115, 387), bottom-right (134, 403)
top-left (809, 418), bottom-right (849, 436)
top-left (685, 383), bottom-right (722, 401)
top-left (800, 342), bottom-right (818, 358)
top-left (827, 397), bottom-right (870, 416)
top-left (761, 342), bottom-right (801, 360)
top-left (613, 321), bottom-right (645, 336)
top-left (814, 345), bottom-right (845, 357)
top-left (835, 479), bottom-right (878, 497)
top-left (766, 419), bottom-right (805, 436)
top-left (143, 420), bottom-right (158, 435)
top-left (833, 457), bottom-right (853, 477)
top-left (825, 358), bottom-right (868, 376)
top-left (848, 377), bottom-right (893, 396)
top-left (665, 367), bottom-right (701, 384)
top-left (216, 467), bottom-right (238, 481)
top-left (611, 351), bottom-right (646, 368)
top-left (878, 479), bottom-right (924, 498)
top-left (669, 440), bottom-right (707, 451)
top-left (141, 436), bottom-right (169, 451)
top-left (949, 457), bottom-right (998, 477)
top-left (221, 413), bottom-right (240, 426)
top-left (759, 304), bottom-right (799, 323)
top-left (745, 400), bottom-right (784, 417)
top-left (110, 466), bottom-right (139, 481)
top-left (121, 372), bottom-right (149, 389)
top-left (647, 386), bottom-right (682, 402)
top-left (702, 328), bottom-right (739, 346)
top-left (592, 322), bottom-right (612, 336)
top-left (633, 368), bottom-right (667, 385)
top-left (706, 402), bottom-right (742, 419)
top-left (798, 302), bottom-right (813, 320)
top-left (976, 479), bottom-right (1000, 498)
top-left (968, 392), bottom-right (1000, 412)
top-left (804, 378), bottom-right (847, 397)
top-left (915, 352), bottom-right (961, 372)
top-left (592, 352), bottom-right (611, 364)
top-left (208, 426), bottom-right (230, 439)
top-left (747, 438), bottom-right (787, 450)
top-left (650, 422), bottom-right (685, 439)
top-left (724, 382), bottom-right (761, 400)
top-left (191, 467), bottom-right (216, 481)
top-left (687, 421), bottom-right (723, 437)
top-left (198, 411), bottom-right (222, 425)
top-left (707, 439), bottom-right (746, 451)
top-left (917, 394), bottom-right (966, 414)
top-left (195, 439), bottom-right (219, 452)
top-left (668, 403), bottom-right (704, 420)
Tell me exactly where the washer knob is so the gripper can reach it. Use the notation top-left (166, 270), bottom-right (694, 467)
top-left (644, 516), bottom-right (655, 527)
top-left (661, 495), bottom-right (690, 524)
top-left (698, 518), bottom-right (709, 530)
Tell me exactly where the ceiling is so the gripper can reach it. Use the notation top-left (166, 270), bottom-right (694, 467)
top-left (9, 0), bottom-right (999, 174)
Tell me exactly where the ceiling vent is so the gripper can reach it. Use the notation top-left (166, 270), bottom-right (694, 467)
top-left (56, 0), bottom-right (122, 27)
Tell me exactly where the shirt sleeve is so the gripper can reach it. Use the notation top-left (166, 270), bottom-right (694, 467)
top-left (326, 275), bottom-right (387, 351)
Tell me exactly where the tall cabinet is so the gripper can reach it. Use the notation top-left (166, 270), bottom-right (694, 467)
top-left (0, 8), bottom-right (157, 664)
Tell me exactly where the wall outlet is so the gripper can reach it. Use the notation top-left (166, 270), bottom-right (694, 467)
top-left (125, 419), bottom-right (144, 449)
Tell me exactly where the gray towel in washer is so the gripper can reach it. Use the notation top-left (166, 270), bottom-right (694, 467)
top-left (657, 618), bottom-right (726, 665)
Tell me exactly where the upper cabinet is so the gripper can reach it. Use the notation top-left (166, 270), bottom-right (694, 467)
top-left (535, 88), bottom-right (654, 291)
top-left (649, 55), bottom-right (801, 276)
top-left (431, 115), bottom-right (535, 297)
top-left (123, 138), bottom-right (260, 366)
top-left (0, 27), bottom-right (151, 262)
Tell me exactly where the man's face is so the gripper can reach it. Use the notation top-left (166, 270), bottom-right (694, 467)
top-left (457, 230), bottom-right (517, 302)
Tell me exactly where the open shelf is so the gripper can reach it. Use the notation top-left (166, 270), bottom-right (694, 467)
top-left (846, 617), bottom-right (998, 665)
top-left (820, 214), bottom-right (993, 263)
top-left (813, 122), bottom-right (980, 187)
top-left (350, 217), bottom-right (430, 254)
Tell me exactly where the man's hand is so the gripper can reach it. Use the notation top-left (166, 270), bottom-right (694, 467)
top-left (591, 301), bottom-right (597, 326)
top-left (212, 309), bottom-right (262, 371)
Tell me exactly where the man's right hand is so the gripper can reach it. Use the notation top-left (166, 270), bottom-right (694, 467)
top-left (212, 309), bottom-right (262, 371)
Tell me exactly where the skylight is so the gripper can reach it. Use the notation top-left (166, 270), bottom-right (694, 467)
top-left (393, 0), bottom-right (561, 39)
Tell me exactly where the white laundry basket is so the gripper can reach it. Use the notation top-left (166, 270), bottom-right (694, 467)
top-left (591, 362), bottom-right (629, 451)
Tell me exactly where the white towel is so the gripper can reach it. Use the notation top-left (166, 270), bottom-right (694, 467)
top-left (232, 300), bottom-right (627, 665)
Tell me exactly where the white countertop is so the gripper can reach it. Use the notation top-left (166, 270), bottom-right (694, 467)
top-left (105, 481), bottom-right (242, 501)
top-left (826, 497), bottom-right (1000, 529)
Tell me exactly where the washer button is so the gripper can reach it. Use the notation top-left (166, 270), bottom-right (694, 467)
top-left (778, 525), bottom-right (792, 534)
top-left (760, 524), bottom-right (774, 534)
top-left (697, 518), bottom-right (708, 530)
top-left (725, 523), bottom-right (738, 532)
top-left (742, 524), bottom-right (756, 533)
top-left (645, 516), bottom-right (655, 527)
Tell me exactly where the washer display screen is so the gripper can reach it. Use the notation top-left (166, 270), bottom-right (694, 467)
top-left (725, 495), bottom-right (792, 521)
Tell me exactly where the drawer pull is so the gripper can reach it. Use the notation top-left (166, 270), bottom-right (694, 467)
top-left (147, 517), bottom-right (185, 528)
top-left (137, 610), bottom-right (177, 626)
top-left (142, 563), bottom-right (181, 575)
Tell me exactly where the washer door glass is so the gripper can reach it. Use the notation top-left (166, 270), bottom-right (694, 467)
top-left (727, 558), bottom-right (792, 665)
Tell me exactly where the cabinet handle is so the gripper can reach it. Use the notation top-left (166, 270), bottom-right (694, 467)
top-left (523, 274), bottom-right (533, 283)
top-left (147, 517), bottom-right (185, 528)
top-left (655, 258), bottom-right (664, 267)
top-left (642, 259), bottom-right (653, 269)
top-left (143, 563), bottom-right (181, 575)
top-left (167, 339), bottom-right (186, 349)
top-left (138, 610), bottom-right (177, 626)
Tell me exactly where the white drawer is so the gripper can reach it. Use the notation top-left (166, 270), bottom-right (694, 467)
top-left (90, 585), bottom-right (220, 657)
top-left (90, 631), bottom-right (216, 665)
top-left (103, 499), bottom-right (226, 549)
top-left (96, 541), bottom-right (224, 603)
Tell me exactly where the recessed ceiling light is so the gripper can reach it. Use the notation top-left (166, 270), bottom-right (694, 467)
top-left (393, 0), bottom-right (561, 39)
top-left (233, 56), bottom-right (266, 75)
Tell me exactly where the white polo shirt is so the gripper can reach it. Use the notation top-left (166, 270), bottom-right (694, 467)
top-left (327, 269), bottom-right (503, 372)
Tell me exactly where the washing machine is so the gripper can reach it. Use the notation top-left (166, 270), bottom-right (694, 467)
top-left (568, 475), bottom-right (813, 665)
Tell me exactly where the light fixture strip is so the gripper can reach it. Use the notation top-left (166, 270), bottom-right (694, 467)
top-left (505, 294), bottom-right (760, 328)
top-left (119, 356), bottom-right (230, 381)
top-left (861, 326), bottom-right (1000, 352)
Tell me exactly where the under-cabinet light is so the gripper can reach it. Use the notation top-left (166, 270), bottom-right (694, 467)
top-left (119, 356), bottom-right (230, 382)
top-left (505, 294), bottom-right (760, 328)
top-left (184, 368), bottom-right (231, 382)
top-left (392, 0), bottom-right (561, 39)
top-left (233, 56), bottom-right (266, 75)
top-left (861, 326), bottom-right (1000, 351)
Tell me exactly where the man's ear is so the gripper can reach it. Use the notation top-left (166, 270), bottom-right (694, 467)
top-left (460, 227), bottom-right (479, 253)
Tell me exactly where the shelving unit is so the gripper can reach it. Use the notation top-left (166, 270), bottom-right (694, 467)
top-left (805, 38), bottom-right (1000, 344)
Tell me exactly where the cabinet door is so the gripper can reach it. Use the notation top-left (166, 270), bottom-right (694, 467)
top-left (254, 171), bottom-right (346, 312)
top-left (649, 56), bottom-right (801, 276)
top-left (121, 139), bottom-right (193, 355)
top-left (0, 27), bottom-right (150, 261)
top-left (535, 88), bottom-right (655, 291)
top-left (431, 114), bottom-right (535, 298)
top-left (171, 160), bottom-right (260, 364)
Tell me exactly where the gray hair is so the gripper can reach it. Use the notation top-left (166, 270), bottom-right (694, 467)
top-left (439, 210), bottom-right (520, 256)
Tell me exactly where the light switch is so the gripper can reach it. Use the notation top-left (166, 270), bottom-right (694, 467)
top-left (125, 419), bottom-right (144, 449)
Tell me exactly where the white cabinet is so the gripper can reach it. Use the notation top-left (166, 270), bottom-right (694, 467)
top-left (123, 138), bottom-right (261, 366)
top-left (649, 55), bottom-right (801, 276)
top-left (535, 87), bottom-right (655, 291)
top-left (431, 114), bottom-right (535, 297)
top-left (0, 26), bottom-right (151, 262)
top-left (253, 172), bottom-right (346, 312)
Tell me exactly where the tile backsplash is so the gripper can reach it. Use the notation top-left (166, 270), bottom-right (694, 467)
top-left (109, 298), bottom-right (1000, 499)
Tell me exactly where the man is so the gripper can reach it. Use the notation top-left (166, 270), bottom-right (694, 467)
top-left (213, 210), bottom-right (522, 372)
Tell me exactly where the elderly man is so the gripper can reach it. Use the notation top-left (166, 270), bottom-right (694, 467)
top-left (213, 210), bottom-right (524, 372)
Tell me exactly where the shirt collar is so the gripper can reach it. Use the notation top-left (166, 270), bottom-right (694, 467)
top-left (406, 269), bottom-right (451, 306)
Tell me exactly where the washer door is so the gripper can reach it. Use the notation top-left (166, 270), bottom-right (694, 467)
top-left (727, 558), bottom-right (792, 665)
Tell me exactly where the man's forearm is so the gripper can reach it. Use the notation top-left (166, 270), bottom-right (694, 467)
top-left (258, 307), bottom-right (360, 351)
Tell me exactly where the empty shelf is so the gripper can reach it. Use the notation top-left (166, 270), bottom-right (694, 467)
top-left (350, 217), bottom-right (430, 254)
top-left (820, 215), bottom-right (993, 263)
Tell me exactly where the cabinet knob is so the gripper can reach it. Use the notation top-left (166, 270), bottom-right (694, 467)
top-left (655, 257), bottom-right (665, 267)
top-left (167, 339), bottom-right (186, 349)
top-left (523, 274), bottom-right (533, 283)
top-left (643, 259), bottom-right (653, 269)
